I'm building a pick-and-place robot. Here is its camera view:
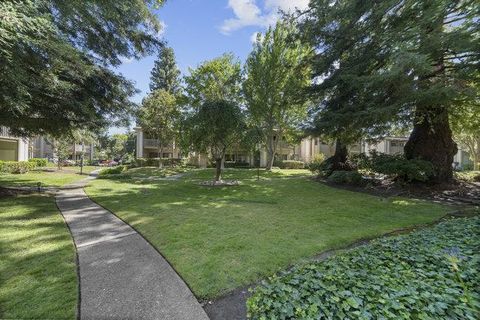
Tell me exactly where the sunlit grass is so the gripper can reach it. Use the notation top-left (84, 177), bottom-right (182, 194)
top-left (0, 195), bottom-right (77, 319)
top-left (0, 166), bottom-right (99, 187)
top-left (86, 169), bottom-right (448, 299)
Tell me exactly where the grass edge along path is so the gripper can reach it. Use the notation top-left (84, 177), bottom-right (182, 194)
top-left (86, 169), bottom-right (450, 300)
top-left (0, 194), bottom-right (78, 319)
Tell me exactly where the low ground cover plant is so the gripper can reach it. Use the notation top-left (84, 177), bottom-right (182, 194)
top-left (306, 154), bottom-right (326, 175)
top-left (327, 170), bottom-right (363, 186)
top-left (27, 158), bottom-right (48, 167)
top-left (276, 160), bottom-right (305, 169)
top-left (135, 157), bottom-right (184, 167)
top-left (248, 216), bottom-right (480, 319)
top-left (98, 165), bottom-right (127, 176)
top-left (455, 171), bottom-right (480, 183)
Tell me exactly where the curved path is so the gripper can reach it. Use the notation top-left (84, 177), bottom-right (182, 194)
top-left (56, 173), bottom-right (209, 320)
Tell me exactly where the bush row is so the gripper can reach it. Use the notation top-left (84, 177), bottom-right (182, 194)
top-left (28, 158), bottom-right (48, 167)
top-left (248, 216), bottom-right (480, 319)
top-left (0, 160), bottom-right (37, 174)
top-left (275, 160), bottom-right (305, 169)
top-left (224, 161), bottom-right (251, 168)
top-left (135, 158), bottom-right (184, 167)
top-left (98, 165), bottom-right (127, 176)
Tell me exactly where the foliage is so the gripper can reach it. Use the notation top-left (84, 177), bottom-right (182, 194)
top-left (244, 21), bottom-right (312, 170)
top-left (353, 152), bottom-right (435, 183)
top-left (224, 161), bottom-right (251, 168)
top-left (0, 161), bottom-right (36, 174)
top-left (138, 89), bottom-right (181, 164)
top-left (0, 0), bottom-right (164, 136)
top-left (276, 160), bottom-right (305, 169)
top-left (98, 166), bottom-right (127, 176)
top-left (135, 158), bottom-right (184, 167)
top-left (455, 171), bottom-right (480, 183)
top-left (306, 153), bottom-right (326, 174)
top-left (248, 217), bottom-right (480, 319)
top-left (87, 168), bottom-right (446, 299)
top-left (183, 100), bottom-right (245, 181)
top-left (301, 0), bottom-right (480, 182)
top-left (184, 53), bottom-right (242, 108)
top-left (150, 46), bottom-right (181, 94)
top-left (28, 158), bottom-right (48, 167)
top-left (97, 132), bottom-right (135, 161)
top-left (327, 170), bottom-right (363, 186)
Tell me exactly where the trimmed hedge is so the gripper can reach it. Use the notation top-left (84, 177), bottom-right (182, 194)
top-left (0, 161), bottom-right (36, 174)
top-left (135, 158), bottom-right (184, 167)
top-left (327, 170), bottom-right (364, 185)
top-left (248, 217), bottom-right (480, 319)
top-left (276, 160), bottom-right (305, 169)
top-left (28, 158), bottom-right (48, 167)
top-left (225, 161), bottom-right (251, 168)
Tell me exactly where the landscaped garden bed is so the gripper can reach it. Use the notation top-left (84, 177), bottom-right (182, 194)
top-left (247, 216), bottom-right (480, 319)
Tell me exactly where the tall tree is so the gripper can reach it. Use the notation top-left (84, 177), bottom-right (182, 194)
top-left (139, 90), bottom-right (180, 167)
top-left (184, 53), bottom-right (242, 108)
top-left (0, 0), bottom-right (165, 136)
top-left (184, 100), bottom-right (245, 182)
top-left (302, 0), bottom-right (480, 183)
top-left (150, 46), bottom-right (181, 94)
top-left (244, 21), bottom-right (312, 170)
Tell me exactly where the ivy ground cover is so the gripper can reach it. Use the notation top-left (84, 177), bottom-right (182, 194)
top-left (248, 216), bottom-right (480, 319)
top-left (86, 168), bottom-right (448, 299)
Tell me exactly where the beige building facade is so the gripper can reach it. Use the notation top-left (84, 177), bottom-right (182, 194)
top-left (0, 126), bottom-right (30, 161)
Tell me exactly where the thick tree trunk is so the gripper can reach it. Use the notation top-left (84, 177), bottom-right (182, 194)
top-left (214, 158), bottom-right (222, 182)
top-left (330, 140), bottom-right (351, 171)
top-left (404, 106), bottom-right (457, 183)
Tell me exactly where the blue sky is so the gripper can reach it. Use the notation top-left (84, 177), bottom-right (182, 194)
top-left (111, 0), bottom-right (308, 133)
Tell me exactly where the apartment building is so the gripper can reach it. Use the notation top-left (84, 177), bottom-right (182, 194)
top-left (0, 126), bottom-right (30, 161)
top-left (32, 136), bottom-right (95, 161)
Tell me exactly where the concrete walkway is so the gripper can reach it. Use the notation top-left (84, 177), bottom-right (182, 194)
top-left (56, 173), bottom-right (209, 320)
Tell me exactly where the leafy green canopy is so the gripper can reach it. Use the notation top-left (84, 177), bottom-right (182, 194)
top-left (184, 53), bottom-right (242, 107)
top-left (0, 0), bottom-right (164, 136)
top-left (150, 46), bottom-right (181, 94)
top-left (302, 0), bottom-right (480, 142)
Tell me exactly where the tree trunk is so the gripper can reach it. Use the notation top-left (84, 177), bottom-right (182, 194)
top-left (330, 140), bottom-right (350, 171)
top-left (265, 134), bottom-right (278, 171)
top-left (214, 158), bottom-right (222, 182)
top-left (404, 106), bottom-right (457, 183)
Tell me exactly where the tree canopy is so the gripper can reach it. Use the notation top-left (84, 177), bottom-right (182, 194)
top-left (301, 0), bottom-right (480, 182)
top-left (244, 21), bottom-right (312, 170)
top-left (150, 46), bottom-right (181, 94)
top-left (0, 0), bottom-right (165, 136)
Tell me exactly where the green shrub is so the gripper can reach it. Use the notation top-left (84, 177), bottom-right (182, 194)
top-left (28, 158), bottom-right (48, 167)
top-left (276, 160), bottom-right (305, 169)
top-left (224, 161), bottom-right (251, 168)
top-left (307, 153), bottom-right (326, 174)
top-left (248, 217), bottom-right (480, 319)
top-left (98, 166), bottom-right (126, 176)
top-left (327, 170), bottom-right (363, 185)
top-left (0, 161), bottom-right (36, 174)
top-left (135, 158), bottom-right (184, 167)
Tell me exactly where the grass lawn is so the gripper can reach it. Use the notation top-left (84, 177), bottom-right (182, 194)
top-left (0, 195), bottom-right (77, 319)
top-left (0, 166), bottom-right (99, 187)
top-left (86, 168), bottom-right (450, 299)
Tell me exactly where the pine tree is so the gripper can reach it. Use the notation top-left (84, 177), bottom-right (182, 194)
top-left (301, 0), bottom-right (480, 183)
top-left (149, 46), bottom-right (181, 94)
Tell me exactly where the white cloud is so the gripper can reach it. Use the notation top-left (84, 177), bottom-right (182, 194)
top-left (221, 0), bottom-right (309, 34)
top-left (250, 31), bottom-right (262, 43)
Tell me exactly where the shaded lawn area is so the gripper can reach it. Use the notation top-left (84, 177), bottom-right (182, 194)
top-left (0, 195), bottom-right (77, 319)
top-left (86, 169), bottom-right (449, 299)
top-left (0, 166), bottom-right (98, 187)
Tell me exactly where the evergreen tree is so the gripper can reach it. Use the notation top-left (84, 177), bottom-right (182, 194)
top-left (301, 0), bottom-right (480, 182)
top-left (149, 46), bottom-right (181, 94)
top-left (0, 0), bottom-right (164, 136)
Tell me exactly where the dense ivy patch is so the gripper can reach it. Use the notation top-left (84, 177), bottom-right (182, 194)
top-left (248, 217), bottom-right (480, 319)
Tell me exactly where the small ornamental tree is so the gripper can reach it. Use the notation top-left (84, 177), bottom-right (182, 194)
top-left (244, 21), bottom-right (312, 170)
top-left (185, 100), bottom-right (245, 182)
top-left (139, 89), bottom-right (180, 168)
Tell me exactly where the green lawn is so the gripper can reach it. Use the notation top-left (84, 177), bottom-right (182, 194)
top-left (0, 195), bottom-right (77, 319)
top-left (86, 168), bottom-right (449, 299)
top-left (0, 166), bottom-right (99, 187)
